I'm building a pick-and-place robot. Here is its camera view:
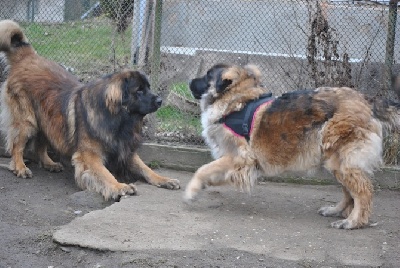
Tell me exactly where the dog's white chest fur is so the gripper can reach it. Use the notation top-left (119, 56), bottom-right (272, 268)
top-left (201, 99), bottom-right (252, 160)
top-left (201, 106), bottom-right (224, 159)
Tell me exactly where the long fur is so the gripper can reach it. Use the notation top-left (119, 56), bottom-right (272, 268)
top-left (185, 63), bottom-right (400, 230)
top-left (0, 20), bottom-right (180, 200)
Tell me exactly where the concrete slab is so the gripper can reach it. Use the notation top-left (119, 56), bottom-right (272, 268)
top-left (53, 169), bottom-right (400, 267)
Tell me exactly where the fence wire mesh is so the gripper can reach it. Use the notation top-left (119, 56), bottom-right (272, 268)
top-left (0, 0), bottom-right (399, 148)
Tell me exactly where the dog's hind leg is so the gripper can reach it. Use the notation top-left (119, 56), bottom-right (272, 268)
top-left (1, 87), bottom-right (37, 178)
top-left (36, 133), bottom-right (63, 172)
top-left (8, 125), bottom-right (36, 178)
top-left (318, 172), bottom-right (354, 217)
top-left (72, 151), bottom-right (137, 200)
top-left (320, 169), bottom-right (373, 229)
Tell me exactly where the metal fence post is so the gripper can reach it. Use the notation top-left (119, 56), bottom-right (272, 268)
top-left (131, 0), bottom-right (142, 65)
top-left (27, 0), bottom-right (35, 22)
top-left (383, 0), bottom-right (398, 91)
top-left (150, 0), bottom-right (162, 90)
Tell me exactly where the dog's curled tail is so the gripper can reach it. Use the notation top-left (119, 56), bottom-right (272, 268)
top-left (0, 20), bottom-right (29, 53)
top-left (372, 98), bottom-right (400, 131)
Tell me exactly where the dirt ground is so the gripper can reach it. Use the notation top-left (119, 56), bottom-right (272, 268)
top-left (0, 160), bottom-right (296, 268)
top-left (0, 158), bottom-right (399, 268)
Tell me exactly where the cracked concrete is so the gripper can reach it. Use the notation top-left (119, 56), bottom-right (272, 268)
top-left (53, 169), bottom-right (400, 267)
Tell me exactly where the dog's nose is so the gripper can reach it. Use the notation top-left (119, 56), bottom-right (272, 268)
top-left (156, 96), bottom-right (162, 107)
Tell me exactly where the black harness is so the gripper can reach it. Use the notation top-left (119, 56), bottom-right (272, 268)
top-left (217, 93), bottom-right (274, 142)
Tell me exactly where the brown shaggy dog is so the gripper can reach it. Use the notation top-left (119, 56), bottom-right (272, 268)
top-left (0, 20), bottom-right (180, 200)
top-left (184, 63), bottom-right (400, 229)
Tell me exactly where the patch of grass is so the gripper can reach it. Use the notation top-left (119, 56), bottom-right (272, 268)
top-left (20, 19), bottom-right (132, 73)
top-left (155, 82), bottom-right (200, 136)
top-left (156, 105), bottom-right (201, 134)
top-left (16, 20), bottom-right (203, 140)
top-left (148, 160), bottom-right (161, 169)
top-left (170, 82), bottom-right (194, 100)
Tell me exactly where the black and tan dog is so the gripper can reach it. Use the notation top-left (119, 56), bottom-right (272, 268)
top-left (184, 63), bottom-right (400, 229)
top-left (0, 20), bottom-right (180, 200)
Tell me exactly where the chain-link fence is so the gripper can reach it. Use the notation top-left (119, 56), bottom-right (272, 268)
top-left (1, 0), bottom-right (399, 148)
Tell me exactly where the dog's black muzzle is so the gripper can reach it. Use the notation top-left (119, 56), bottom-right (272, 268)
top-left (189, 77), bottom-right (208, 100)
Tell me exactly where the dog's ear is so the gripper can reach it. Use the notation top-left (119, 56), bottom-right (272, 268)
top-left (0, 20), bottom-right (29, 51)
top-left (215, 65), bottom-right (262, 93)
top-left (105, 79), bottom-right (123, 115)
top-left (244, 64), bottom-right (261, 83)
top-left (10, 31), bottom-right (28, 48)
top-left (215, 70), bottom-right (233, 93)
top-left (121, 77), bottom-right (132, 106)
top-left (216, 67), bottom-right (241, 93)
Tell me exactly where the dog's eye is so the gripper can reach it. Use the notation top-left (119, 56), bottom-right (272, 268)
top-left (136, 89), bottom-right (144, 95)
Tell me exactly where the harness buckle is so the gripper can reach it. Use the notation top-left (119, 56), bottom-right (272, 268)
top-left (242, 123), bottom-right (249, 135)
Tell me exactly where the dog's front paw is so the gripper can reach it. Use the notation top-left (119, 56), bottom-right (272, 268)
top-left (41, 162), bottom-right (64, 172)
top-left (330, 219), bottom-right (357, 229)
top-left (112, 183), bottom-right (138, 201)
top-left (9, 160), bottom-right (33, 178)
top-left (119, 183), bottom-right (138, 195)
top-left (183, 187), bottom-right (198, 204)
top-left (318, 206), bottom-right (341, 217)
top-left (13, 166), bottom-right (33, 179)
top-left (183, 178), bottom-right (203, 203)
top-left (157, 178), bottom-right (180, 190)
top-left (183, 191), bottom-right (193, 204)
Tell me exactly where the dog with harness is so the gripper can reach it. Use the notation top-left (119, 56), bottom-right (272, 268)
top-left (184, 63), bottom-right (400, 230)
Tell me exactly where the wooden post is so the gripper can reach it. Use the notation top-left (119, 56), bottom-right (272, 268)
top-left (138, 0), bottom-right (153, 70)
top-left (383, 0), bottom-right (398, 91)
top-left (130, 0), bottom-right (141, 65)
top-left (150, 0), bottom-right (163, 91)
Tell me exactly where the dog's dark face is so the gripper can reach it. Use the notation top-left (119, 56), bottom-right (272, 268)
top-left (106, 70), bottom-right (162, 116)
top-left (123, 71), bottom-right (162, 115)
top-left (189, 64), bottom-right (231, 99)
top-left (189, 64), bottom-right (263, 106)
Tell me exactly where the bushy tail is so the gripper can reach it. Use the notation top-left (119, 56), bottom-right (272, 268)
top-left (0, 20), bottom-right (29, 53)
top-left (372, 98), bottom-right (400, 131)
